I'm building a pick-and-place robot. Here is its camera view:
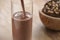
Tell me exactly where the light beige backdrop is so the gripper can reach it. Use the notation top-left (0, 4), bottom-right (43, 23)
top-left (1, 0), bottom-right (59, 40)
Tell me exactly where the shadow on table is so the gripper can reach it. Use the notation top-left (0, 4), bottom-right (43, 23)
top-left (33, 24), bottom-right (60, 40)
top-left (45, 27), bottom-right (60, 40)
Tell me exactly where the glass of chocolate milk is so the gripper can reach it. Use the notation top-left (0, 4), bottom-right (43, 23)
top-left (11, 0), bottom-right (33, 40)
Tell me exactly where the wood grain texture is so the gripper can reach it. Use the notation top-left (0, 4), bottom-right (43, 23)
top-left (0, 0), bottom-right (60, 40)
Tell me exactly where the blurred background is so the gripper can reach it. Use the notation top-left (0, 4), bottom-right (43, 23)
top-left (0, 0), bottom-right (12, 40)
top-left (0, 0), bottom-right (54, 40)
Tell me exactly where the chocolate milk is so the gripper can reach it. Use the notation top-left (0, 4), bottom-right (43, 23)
top-left (12, 11), bottom-right (32, 40)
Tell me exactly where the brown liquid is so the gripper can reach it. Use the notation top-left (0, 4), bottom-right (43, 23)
top-left (12, 11), bottom-right (32, 40)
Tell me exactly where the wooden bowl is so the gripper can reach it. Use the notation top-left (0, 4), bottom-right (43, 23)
top-left (39, 11), bottom-right (60, 30)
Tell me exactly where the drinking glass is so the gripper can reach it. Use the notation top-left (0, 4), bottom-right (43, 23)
top-left (11, 0), bottom-right (33, 40)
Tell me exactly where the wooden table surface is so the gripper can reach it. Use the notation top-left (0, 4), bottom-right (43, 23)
top-left (0, 0), bottom-right (60, 40)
